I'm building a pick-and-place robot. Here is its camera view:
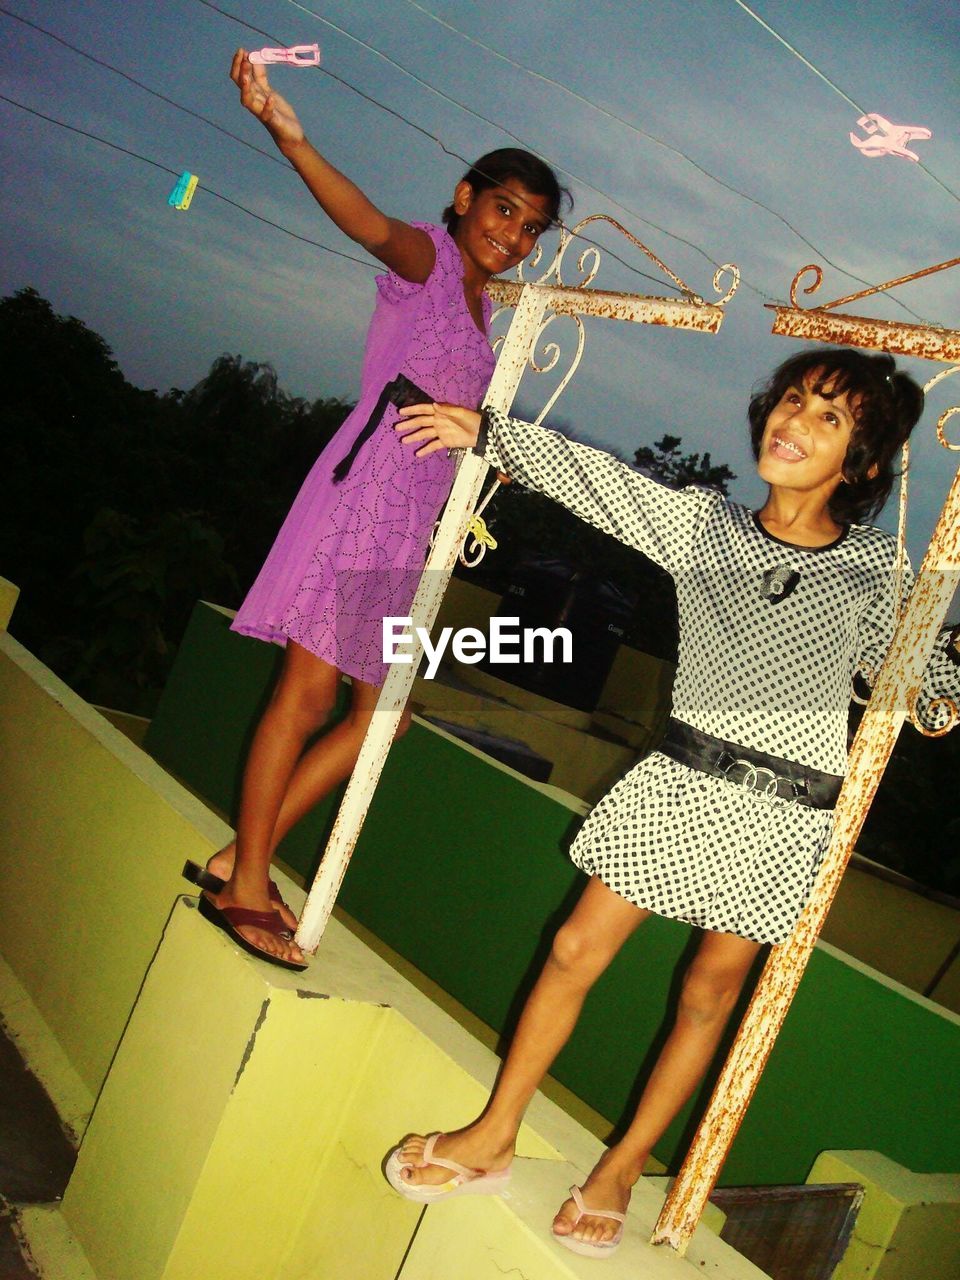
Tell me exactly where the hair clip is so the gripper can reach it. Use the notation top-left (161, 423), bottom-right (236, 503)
top-left (168, 171), bottom-right (199, 211)
top-left (248, 43), bottom-right (321, 66)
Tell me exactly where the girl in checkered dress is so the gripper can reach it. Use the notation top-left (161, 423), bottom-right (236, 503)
top-left (385, 348), bottom-right (960, 1257)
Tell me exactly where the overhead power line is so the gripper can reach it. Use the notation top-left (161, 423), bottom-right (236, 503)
top-left (0, 91), bottom-right (379, 269)
top-left (200, 0), bottom-right (734, 298)
top-left (0, 4), bottom-right (289, 170)
top-left (730, 0), bottom-right (959, 204)
top-left (400, 0), bottom-right (933, 324)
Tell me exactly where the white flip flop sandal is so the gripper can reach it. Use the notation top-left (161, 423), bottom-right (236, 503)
top-left (384, 1132), bottom-right (512, 1204)
top-left (553, 1183), bottom-right (626, 1258)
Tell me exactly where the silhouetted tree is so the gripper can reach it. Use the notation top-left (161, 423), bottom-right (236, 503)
top-left (0, 290), bottom-right (351, 712)
top-left (634, 433), bottom-right (736, 493)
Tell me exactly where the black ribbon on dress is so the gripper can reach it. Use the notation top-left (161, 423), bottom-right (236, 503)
top-left (332, 372), bottom-right (431, 482)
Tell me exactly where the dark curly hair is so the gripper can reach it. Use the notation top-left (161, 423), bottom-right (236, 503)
top-left (748, 347), bottom-right (924, 525)
top-left (442, 148), bottom-right (571, 234)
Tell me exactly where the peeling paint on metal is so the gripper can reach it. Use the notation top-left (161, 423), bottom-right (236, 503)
top-left (767, 305), bottom-right (960, 362)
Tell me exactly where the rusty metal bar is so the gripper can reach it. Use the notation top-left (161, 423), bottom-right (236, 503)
top-left (490, 279), bottom-right (726, 333)
top-left (789, 255), bottom-right (960, 313)
top-left (766, 304), bottom-right (960, 363)
top-left (652, 425), bottom-right (960, 1253)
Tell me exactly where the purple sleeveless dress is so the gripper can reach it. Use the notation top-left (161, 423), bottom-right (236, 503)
top-left (231, 224), bottom-right (496, 684)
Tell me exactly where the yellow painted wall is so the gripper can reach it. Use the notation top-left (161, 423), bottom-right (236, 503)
top-left (411, 676), bottom-right (634, 802)
top-left (56, 899), bottom-right (761, 1280)
top-left (0, 575), bottom-right (19, 630)
top-left (810, 1150), bottom-right (960, 1280)
top-left (822, 860), bottom-right (960, 1013)
top-left (595, 644), bottom-right (675, 742)
top-left (0, 633), bottom-right (233, 1101)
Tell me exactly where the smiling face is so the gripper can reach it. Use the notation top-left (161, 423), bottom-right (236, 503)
top-left (758, 368), bottom-right (861, 506)
top-left (451, 178), bottom-right (553, 283)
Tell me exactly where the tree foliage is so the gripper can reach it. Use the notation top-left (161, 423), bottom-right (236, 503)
top-left (0, 288), bottom-right (350, 712)
top-left (634, 433), bottom-right (736, 493)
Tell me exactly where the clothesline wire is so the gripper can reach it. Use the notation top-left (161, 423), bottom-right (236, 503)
top-left (730, 0), bottom-right (959, 204)
top-left (200, 0), bottom-right (733, 299)
top-left (0, 90), bottom-right (379, 269)
top-left (0, 5), bottom-right (289, 169)
top-left (399, 0), bottom-right (928, 324)
top-left (4, 0), bottom-right (948, 320)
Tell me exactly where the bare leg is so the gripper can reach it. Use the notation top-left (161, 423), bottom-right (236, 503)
top-left (254, 676), bottom-right (410, 851)
top-left (551, 928), bottom-right (760, 1247)
top-left (207, 649), bottom-right (409, 962)
top-left (397, 876), bottom-right (649, 1184)
top-left (206, 642), bottom-right (338, 961)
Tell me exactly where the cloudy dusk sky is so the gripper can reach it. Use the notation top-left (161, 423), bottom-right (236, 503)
top-left (2, 0), bottom-right (957, 565)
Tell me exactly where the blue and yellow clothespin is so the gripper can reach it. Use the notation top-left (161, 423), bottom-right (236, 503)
top-left (168, 171), bottom-right (199, 211)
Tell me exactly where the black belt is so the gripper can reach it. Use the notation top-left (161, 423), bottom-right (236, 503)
top-left (657, 718), bottom-right (843, 810)
top-left (332, 372), bottom-right (431, 482)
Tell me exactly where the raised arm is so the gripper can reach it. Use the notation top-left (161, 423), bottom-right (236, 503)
top-left (231, 49), bottom-right (435, 282)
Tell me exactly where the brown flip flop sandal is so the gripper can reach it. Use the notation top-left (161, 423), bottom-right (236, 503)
top-left (182, 860), bottom-right (296, 924)
top-left (197, 894), bottom-right (307, 972)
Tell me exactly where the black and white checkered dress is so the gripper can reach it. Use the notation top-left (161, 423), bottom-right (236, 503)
top-left (479, 408), bottom-right (960, 944)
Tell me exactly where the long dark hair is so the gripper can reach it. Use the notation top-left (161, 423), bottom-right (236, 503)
top-left (442, 148), bottom-right (571, 233)
top-left (748, 347), bottom-right (924, 524)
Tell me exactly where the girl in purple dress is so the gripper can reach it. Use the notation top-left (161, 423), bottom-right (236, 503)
top-left (185, 50), bottom-right (568, 969)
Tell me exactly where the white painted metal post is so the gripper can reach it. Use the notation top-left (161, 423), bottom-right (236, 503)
top-left (292, 219), bottom-right (738, 953)
top-left (294, 258), bottom-right (736, 953)
top-left (295, 286), bottom-right (550, 953)
top-left (652, 464), bottom-right (960, 1252)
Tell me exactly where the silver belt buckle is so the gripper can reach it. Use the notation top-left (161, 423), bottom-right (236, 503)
top-left (725, 757), bottom-right (799, 805)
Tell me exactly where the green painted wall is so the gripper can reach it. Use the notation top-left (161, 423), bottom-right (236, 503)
top-left (145, 602), bottom-right (960, 1188)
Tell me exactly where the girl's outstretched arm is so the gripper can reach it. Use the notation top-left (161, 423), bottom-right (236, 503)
top-left (397, 403), bottom-right (714, 576)
top-left (231, 49), bottom-right (435, 282)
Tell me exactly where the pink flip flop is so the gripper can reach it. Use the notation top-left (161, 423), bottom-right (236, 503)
top-left (552, 1184), bottom-right (626, 1258)
top-left (384, 1133), bottom-right (512, 1203)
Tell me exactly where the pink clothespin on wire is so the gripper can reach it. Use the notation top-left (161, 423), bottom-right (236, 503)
top-left (850, 113), bottom-right (931, 162)
top-left (248, 43), bottom-right (320, 67)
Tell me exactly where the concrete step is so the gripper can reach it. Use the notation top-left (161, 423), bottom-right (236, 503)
top-left (12, 900), bottom-right (767, 1280)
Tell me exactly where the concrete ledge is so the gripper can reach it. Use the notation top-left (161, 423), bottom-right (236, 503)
top-left (809, 1150), bottom-right (960, 1280)
top-left (0, 631), bottom-right (242, 1101)
top-left (403, 1158), bottom-right (754, 1279)
top-left (14, 1205), bottom-right (96, 1280)
top-left (140, 601), bottom-right (960, 1188)
top-left (0, 955), bottom-right (92, 1143)
top-left (17, 898), bottom-right (765, 1280)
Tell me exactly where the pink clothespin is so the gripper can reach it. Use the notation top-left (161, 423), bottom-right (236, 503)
top-left (850, 113), bottom-right (931, 162)
top-left (248, 43), bottom-right (320, 67)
